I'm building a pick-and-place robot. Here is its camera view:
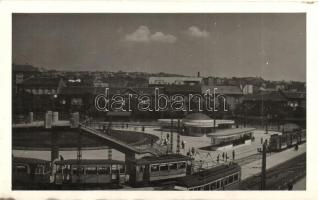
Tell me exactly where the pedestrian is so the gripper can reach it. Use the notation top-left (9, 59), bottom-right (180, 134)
top-left (225, 152), bottom-right (228, 162)
top-left (232, 150), bottom-right (235, 160)
top-left (151, 138), bottom-right (154, 147)
top-left (181, 140), bottom-right (185, 149)
top-left (191, 147), bottom-right (195, 155)
top-left (167, 133), bottom-right (170, 141)
top-left (261, 137), bottom-right (263, 144)
top-left (222, 152), bottom-right (225, 161)
top-left (217, 154), bottom-right (220, 163)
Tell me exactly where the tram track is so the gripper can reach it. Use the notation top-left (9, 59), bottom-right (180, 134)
top-left (239, 152), bottom-right (306, 190)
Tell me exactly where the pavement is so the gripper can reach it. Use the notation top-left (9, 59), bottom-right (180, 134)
top-left (114, 125), bottom-right (273, 168)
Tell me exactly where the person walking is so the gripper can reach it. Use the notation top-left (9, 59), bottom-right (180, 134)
top-left (222, 152), bottom-right (225, 161)
top-left (181, 140), bottom-right (185, 149)
top-left (261, 137), bottom-right (263, 144)
top-left (217, 154), bottom-right (220, 163)
top-left (225, 152), bottom-right (228, 162)
top-left (232, 150), bottom-right (235, 160)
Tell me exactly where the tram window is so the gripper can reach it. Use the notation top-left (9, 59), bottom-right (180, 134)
top-left (119, 165), bottom-right (125, 174)
top-left (151, 165), bottom-right (159, 172)
top-left (234, 173), bottom-right (238, 181)
top-left (178, 162), bottom-right (186, 169)
top-left (160, 164), bottom-right (168, 171)
top-left (229, 175), bottom-right (233, 184)
top-left (86, 166), bottom-right (97, 175)
top-left (169, 163), bottom-right (178, 170)
top-left (211, 182), bottom-right (216, 190)
top-left (112, 165), bottom-right (119, 174)
top-left (216, 181), bottom-right (220, 189)
top-left (15, 165), bottom-right (28, 173)
top-left (224, 177), bottom-right (229, 185)
top-left (35, 166), bottom-right (44, 174)
top-left (98, 166), bottom-right (110, 175)
top-left (204, 184), bottom-right (210, 190)
top-left (73, 167), bottom-right (84, 175)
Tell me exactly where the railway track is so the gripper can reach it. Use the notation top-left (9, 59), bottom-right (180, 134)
top-left (239, 152), bottom-right (306, 190)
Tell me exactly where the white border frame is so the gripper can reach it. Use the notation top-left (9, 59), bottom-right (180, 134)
top-left (1, 1), bottom-right (318, 200)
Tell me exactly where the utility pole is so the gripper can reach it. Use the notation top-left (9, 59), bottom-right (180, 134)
top-left (77, 126), bottom-right (82, 184)
top-left (170, 117), bottom-right (173, 153)
top-left (177, 119), bottom-right (180, 154)
top-left (260, 140), bottom-right (267, 190)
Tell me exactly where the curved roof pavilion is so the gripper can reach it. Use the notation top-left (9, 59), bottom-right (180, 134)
top-left (183, 113), bottom-right (215, 128)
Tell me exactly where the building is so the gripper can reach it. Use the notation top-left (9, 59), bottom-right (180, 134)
top-left (280, 91), bottom-right (306, 109)
top-left (19, 77), bottom-right (66, 95)
top-left (182, 113), bottom-right (235, 137)
top-left (207, 128), bottom-right (255, 150)
top-left (201, 85), bottom-right (243, 111)
top-left (149, 76), bottom-right (202, 86)
top-left (12, 64), bottom-right (40, 84)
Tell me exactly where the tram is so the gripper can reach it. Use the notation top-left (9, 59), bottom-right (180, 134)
top-left (269, 129), bottom-right (306, 152)
top-left (54, 159), bottom-right (127, 185)
top-left (128, 154), bottom-right (193, 186)
top-left (13, 154), bottom-right (242, 190)
top-left (12, 157), bottom-right (51, 185)
top-left (174, 162), bottom-right (241, 190)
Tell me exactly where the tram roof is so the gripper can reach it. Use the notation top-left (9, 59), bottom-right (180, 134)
top-left (13, 157), bottom-right (50, 165)
top-left (176, 162), bottom-right (240, 188)
top-left (55, 159), bottom-right (125, 165)
top-left (135, 154), bottom-right (193, 164)
top-left (207, 128), bottom-right (256, 137)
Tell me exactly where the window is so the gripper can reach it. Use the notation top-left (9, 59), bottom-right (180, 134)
top-left (150, 165), bottom-right (159, 172)
top-left (224, 177), bottom-right (229, 185)
top-left (234, 173), bottom-right (239, 181)
top-left (73, 167), bottom-right (84, 175)
top-left (112, 165), bottom-right (119, 174)
top-left (35, 166), bottom-right (44, 174)
top-left (229, 175), bottom-right (234, 184)
top-left (119, 165), bottom-right (125, 174)
top-left (211, 182), bottom-right (217, 190)
top-left (160, 164), bottom-right (168, 171)
top-left (71, 98), bottom-right (83, 105)
top-left (15, 165), bottom-right (28, 173)
top-left (169, 163), bottom-right (178, 170)
top-left (98, 166), bottom-right (110, 175)
top-left (216, 181), bottom-right (220, 189)
top-left (204, 184), bottom-right (210, 190)
top-left (178, 162), bottom-right (186, 169)
top-left (86, 166), bottom-right (97, 175)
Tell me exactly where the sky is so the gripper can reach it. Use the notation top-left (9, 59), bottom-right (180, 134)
top-left (12, 13), bottom-right (306, 81)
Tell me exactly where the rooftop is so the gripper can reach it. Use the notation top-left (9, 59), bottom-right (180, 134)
top-left (207, 128), bottom-right (256, 137)
top-left (183, 113), bottom-right (211, 121)
top-left (202, 85), bottom-right (243, 95)
top-left (135, 154), bottom-right (193, 164)
top-left (21, 77), bottom-right (63, 87)
top-left (55, 159), bottom-right (125, 165)
top-left (13, 157), bottom-right (50, 165)
top-left (176, 163), bottom-right (240, 188)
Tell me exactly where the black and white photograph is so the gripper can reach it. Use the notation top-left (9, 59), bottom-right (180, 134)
top-left (10, 12), bottom-right (307, 192)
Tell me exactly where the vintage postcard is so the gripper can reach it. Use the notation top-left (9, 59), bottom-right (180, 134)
top-left (1, 1), bottom-right (317, 200)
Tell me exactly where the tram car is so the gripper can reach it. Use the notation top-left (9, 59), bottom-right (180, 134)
top-left (269, 129), bottom-right (306, 152)
top-left (128, 154), bottom-right (193, 186)
top-left (54, 159), bottom-right (126, 185)
top-left (12, 157), bottom-right (51, 185)
top-left (174, 162), bottom-right (241, 190)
